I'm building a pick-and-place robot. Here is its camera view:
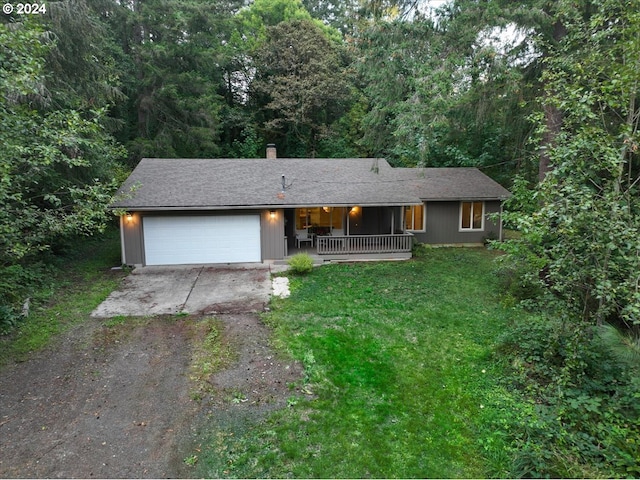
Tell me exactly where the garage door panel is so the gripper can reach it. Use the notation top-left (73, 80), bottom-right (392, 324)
top-left (143, 215), bottom-right (261, 265)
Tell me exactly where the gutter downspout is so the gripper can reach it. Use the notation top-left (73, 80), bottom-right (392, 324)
top-left (499, 200), bottom-right (504, 242)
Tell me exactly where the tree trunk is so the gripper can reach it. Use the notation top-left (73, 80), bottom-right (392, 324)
top-left (539, 103), bottom-right (563, 182)
top-left (539, 19), bottom-right (567, 182)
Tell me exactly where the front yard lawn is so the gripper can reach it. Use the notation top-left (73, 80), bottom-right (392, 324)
top-left (196, 247), bottom-right (515, 478)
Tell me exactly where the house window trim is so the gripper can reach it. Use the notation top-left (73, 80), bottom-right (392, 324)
top-left (405, 203), bottom-right (426, 232)
top-left (459, 201), bottom-right (485, 232)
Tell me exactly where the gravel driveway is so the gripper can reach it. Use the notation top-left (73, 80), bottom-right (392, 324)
top-left (0, 266), bottom-right (303, 478)
top-left (0, 317), bottom-right (195, 478)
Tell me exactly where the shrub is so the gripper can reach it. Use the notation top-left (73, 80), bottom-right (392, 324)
top-left (0, 305), bottom-right (20, 335)
top-left (495, 316), bottom-right (640, 477)
top-left (288, 253), bottom-right (314, 274)
top-left (0, 263), bottom-right (50, 334)
top-left (493, 256), bottom-right (545, 306)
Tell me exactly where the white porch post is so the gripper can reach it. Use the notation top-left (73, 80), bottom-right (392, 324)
top-left (391, 208), bottom-right (395, 235)
top-left (346, 207), bottom-right (350, 236)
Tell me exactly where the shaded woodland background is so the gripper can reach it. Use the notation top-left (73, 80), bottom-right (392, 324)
top-left (1, 1), bottom-right (640, 475)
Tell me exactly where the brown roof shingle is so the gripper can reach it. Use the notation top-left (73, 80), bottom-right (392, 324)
top-left (392, 167), bottom-right (511, 201)
top-left (112, 158), bottom-right (420, 210)
top-left (111, 158), bottom-right (510, 210)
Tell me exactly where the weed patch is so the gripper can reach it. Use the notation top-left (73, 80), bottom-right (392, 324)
top-left (0, 229), bottom-right (124, 364)
top-left (188, 317), bottom-right (235, 401)
top-left (491, 316), bottom-right (640, 478)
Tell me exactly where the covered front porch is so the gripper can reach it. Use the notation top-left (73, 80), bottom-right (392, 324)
top-left (282, 206), bottom-right (416, 261)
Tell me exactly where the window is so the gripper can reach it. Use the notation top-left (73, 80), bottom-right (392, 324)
top-left (296, 207), bottom-right (344, 231)
top-left (460, 201), bottom-right (484, 231)
top-left (405, 204), bottom-right (425, 231)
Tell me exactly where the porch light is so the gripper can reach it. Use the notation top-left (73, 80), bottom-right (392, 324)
top-left (322, 206), bottom-right (331, 213)
top-left (125, 212), bottom-right (133, 222)
top-left (349, 206), bottom-right (360, 215)
top-left (269, 210), bottom-right (276, 219)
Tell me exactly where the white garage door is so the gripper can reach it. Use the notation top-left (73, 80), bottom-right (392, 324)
top-left (143, 215), bottom-right (261, 265)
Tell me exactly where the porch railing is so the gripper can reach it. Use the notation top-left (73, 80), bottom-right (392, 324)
top-left (316, 233), bottom-right (413, 255)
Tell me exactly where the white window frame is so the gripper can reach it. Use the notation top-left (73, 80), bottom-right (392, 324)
top-left (459, 201), bottom-right (485, 231)
top-left (405, 204), bottom-right (426, 232)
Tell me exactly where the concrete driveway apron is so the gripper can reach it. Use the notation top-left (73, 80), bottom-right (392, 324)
top-left (91, 264), bottom-right (272, 318)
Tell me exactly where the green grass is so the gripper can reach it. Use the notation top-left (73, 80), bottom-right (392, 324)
top-left (0, 229), bottom-right (125, 364)
top-left (188, 316), bottom-right (236, 401)
top-left (195, 247), bottom-right (517, 478)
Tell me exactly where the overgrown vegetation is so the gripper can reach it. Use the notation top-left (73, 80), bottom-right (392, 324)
top-left (492, 318), bottom-right (640, 477)
top-left (490, 2), bottom-right (640, 474)
top-left (0, 229), bottom-right (124, 364)
top-left (501, 0), bottom-right (640, 329)
top-left (188, 317), bottom-right (235, 401)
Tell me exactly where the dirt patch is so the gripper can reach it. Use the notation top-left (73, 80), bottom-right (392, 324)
top-left (207, 314), bottom-right (303, 408)
top-left (0, 313), bottom-right (303, 478)
top-left (200, 301), bottom-right (266, 315)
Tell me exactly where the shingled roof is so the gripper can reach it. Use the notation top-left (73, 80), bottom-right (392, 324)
top-left (392, 167), bottom-right (511, 201)
top-left (111, 158), bottom-right (510, 210)
top-left (111, 158), bottom-right (421, 210)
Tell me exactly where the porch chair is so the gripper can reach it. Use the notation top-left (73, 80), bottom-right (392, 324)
top-left (295, 231), bottom-right (313, 248)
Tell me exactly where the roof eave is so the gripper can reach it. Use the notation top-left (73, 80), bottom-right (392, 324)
top-left (109, 201), bottom-right (422, 211)
top-left (419, 195), bottom-right (511, 202)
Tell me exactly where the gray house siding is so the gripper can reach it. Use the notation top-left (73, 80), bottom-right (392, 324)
top-left (121, 212), bottom-right (144, 265)
top-left (412, 200), bottom-right (502, 245)
top-left (349, 207), bottom-right (378, 235)
top-left (260, 209), bottom-right (286, 260)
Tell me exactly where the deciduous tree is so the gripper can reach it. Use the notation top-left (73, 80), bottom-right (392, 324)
top-left (503, 0), bottom-right (640, 330)
top-left (251, 19), bottom-right (353, 156)
top-left (0, 20), bottom-right (125, 264)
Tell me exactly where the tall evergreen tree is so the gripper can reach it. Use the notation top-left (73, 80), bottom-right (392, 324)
top-left (100, 0), bottom-right (239, 162)
top-left (353, 2), bottom-right (534, 181)
top-left (0, 19), bottom-right (125, 264)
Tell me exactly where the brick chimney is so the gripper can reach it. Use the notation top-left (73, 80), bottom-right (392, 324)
top-left (266, 143), bottom-right (277, 159)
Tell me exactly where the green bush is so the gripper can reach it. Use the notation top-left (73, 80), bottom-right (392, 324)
top-left (287, 253), bottom-right (314, 274)
top-left (0, 305), bottom-right (20, 335)
top-left (0, 264), bottom-right (50, 334)
top-left (494, 316), bottom-right (640, 477)
top-left (493, 257), bottom-right (545, 306)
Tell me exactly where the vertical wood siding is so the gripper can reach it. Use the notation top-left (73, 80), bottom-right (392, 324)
top-left (260, 209), bottom-right (285, 260)
top-left (122, 212), bottom-right (144, 265)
